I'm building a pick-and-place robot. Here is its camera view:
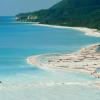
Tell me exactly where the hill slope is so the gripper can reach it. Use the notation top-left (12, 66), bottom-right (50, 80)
top-left (16, 0), bottom-right (100, 29)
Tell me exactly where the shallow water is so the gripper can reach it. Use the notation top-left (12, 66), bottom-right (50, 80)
top-left (0, 16), bottom-right (100, 100)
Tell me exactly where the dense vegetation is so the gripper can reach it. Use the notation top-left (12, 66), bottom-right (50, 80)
top-left (16, 0), bottom-right (100, 30)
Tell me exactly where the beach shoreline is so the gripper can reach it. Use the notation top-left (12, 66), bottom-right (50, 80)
top-left (33, 23), bottom-right (100, 37)
top-left (27, 24), bottom-right (100, 88)
top-left (27, 44), bottom-right (100, 78)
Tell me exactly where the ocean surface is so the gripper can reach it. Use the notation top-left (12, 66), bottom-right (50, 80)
top-left (0, 16), bottom-right (100, 100)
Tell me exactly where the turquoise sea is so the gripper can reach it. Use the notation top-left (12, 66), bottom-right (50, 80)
top-left (0, 16), bottom-right (100, 100)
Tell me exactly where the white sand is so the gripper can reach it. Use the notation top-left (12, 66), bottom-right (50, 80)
top-left (33, 23), bottom-right (100, 37)
top-left (27, 44), bottom-right (100, 78)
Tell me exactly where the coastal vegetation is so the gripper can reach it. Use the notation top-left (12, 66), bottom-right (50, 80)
top-left (16, 0), bottom-right (100, 30)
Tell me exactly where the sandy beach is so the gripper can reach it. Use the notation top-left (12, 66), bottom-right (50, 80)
top-left (26, 24), bottom-right (100, 88)
top-left (33, 23), bottom-right (100, 37)
top-left (27, 44), bottom-right (100, 78)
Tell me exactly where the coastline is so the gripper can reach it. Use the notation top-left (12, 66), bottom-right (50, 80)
top-left (27, 23), bottom-right (100, 88)
top-left (33, 23), bottom-right (100, 37)
top-left (27, 44), bottom-right (100, 78)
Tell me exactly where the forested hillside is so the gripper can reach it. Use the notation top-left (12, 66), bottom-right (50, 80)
top-left (16, 0), bottom-right (100, 29)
